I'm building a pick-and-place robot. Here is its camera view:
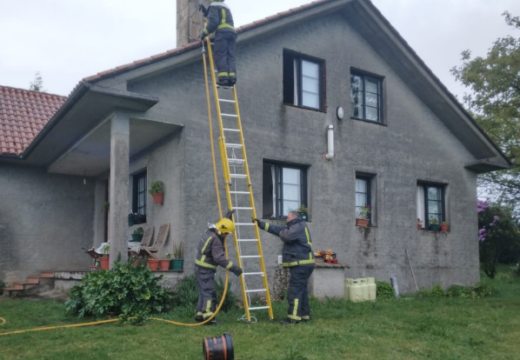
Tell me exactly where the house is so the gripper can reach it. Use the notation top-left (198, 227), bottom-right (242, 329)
top-left (0, 0), bottom-right (510, 294)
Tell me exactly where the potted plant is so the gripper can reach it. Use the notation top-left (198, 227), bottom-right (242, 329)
top-left (356, 205), bottom-right (370, 227)
top-left (298, 205), bottom-right (309, 221)
top-left (100, 245), bottom-right (110, 270)
top-left (147, 257), bottom-right (160, 271)
top-left (166, 253), bottom-right (174, 270)
top-left (101, 201), bottom-right (110, 211)
top-left (429, 217), bottom-right (440, 231)
top-left (131, 227), bottom-right (144, 242)
top-left (417, 218), bottom-right (423, 230)
top-left (149, 181), bottom-right (164, 205)
top-left (159, 255), bottom-right (170, 271)
top-left (172, 242), bottom-right (184, 270)
top-left (440, 221), bottom-right (449, 232)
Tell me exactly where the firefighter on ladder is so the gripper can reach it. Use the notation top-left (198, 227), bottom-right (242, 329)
top-left (199, 0), bottom-right (237, 87)
top-left (194, 210), bottom-right (243, 325)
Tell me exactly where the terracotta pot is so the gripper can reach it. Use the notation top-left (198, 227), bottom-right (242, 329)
top-left (148, 259), bottom-right (160, 271)
top-left (440, 224), bottom-right (449, 232)
top-left (100, 257), bottom-right (110, 270)
top-left (159, 259), bottom-right (170, 271)
top-left (417, 224), bottom-right (423, 230)
top-left (152, 192), bottom-right (164, 205)
top-left (356, 218), bottom-right (369, 227)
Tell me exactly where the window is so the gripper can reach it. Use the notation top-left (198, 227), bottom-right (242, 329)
top-left (132, 171), bottom-right (147, 216)
top-left (417, 183), bottom-right (446, 229)
top-left (283, 50), bottom-right (325, 111)
top-left (351, 71), bottom-right (383, 122)
top-left (263, 162), bottom-right (307, 219)
top-left (355, 175), bottom-right (373, 223)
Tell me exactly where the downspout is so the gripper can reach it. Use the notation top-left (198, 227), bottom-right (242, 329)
top-left (325, 125), bottom-right (334, 160)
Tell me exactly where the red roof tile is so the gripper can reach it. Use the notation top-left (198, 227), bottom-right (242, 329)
top-left (0, 86), bottom-right (66, 155)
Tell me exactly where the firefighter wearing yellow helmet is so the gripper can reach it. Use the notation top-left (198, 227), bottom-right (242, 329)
top-left (194, 210), bottom-right (242, 325)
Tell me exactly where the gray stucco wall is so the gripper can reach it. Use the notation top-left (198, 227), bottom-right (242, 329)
top-left (0, 164), bottom-right (95, 284)
top-left (120, 12), bottom-right (479, 293)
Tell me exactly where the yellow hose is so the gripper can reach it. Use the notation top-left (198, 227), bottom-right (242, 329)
top-left (0, 41), bottom-right (232, 336)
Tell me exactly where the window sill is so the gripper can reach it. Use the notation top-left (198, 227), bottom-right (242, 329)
top-left (351, 117), bottom-right (386, 126)
top-left (284, 103), bottom-right (327, 114)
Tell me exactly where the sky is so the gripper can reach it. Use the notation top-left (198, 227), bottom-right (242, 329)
top-left (1, 0), bottom-right (519, 99)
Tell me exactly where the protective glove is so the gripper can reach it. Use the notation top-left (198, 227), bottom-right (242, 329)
top-left (229, 265), bottom-right (243, 277)
top-left (252, 218), bottom-right (264, 229)
top-left (198, 4), bottom-right (208, 16)
top-left (200, 31), bottom-right (206, 41)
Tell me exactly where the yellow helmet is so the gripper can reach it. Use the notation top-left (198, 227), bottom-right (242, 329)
top-left (216, 218), bottom-right (235, 234)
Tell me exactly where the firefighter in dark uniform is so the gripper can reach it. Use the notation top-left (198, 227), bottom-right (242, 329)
top-left (199, 0), bottom-right (237, 87)
top-left (194, 213), bottom-right (243, 324)
top-left (254, 211), bottom-right (315, 325)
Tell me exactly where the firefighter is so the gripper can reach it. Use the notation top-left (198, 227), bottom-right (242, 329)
top-left (194, 211), bottom-right (243, 325)
top-left (199, 0), bottom-right (237, 87)
top-left (254, 211), bottom-right (315, 325)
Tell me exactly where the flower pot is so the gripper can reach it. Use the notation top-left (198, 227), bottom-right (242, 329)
top-left (159, 259), bottom-right (170, 271)
top-left (133, 259), bottom-right (139, 266)
top-left (172, 259), bottom-right (184, 270)
top-left (440, 224), bottom-right (449, 232)
top-left (417, 225), bottom-right (423, 230)
top-left (429, 224), bottom-right (440, 231)
top-left (299, 211), bottom-right (308, 221)
top-left (100, 257), bottom-right (110, 270)
top-left (356, 218), bottom-right (369, 227)
top-left (148, 259), bottom-right (160, 271)
top-left (152, 192), bottom-right (164, 205)
top-left (131, 234), bottom-right (143, 242)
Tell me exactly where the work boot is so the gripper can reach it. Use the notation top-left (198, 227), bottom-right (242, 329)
top-left (195, 315), bottom-right (203, 322)
top-left (301, 315), bottom-right (311, 322)
top-left (280, 318), bottom-right (300, 325)
top-left (229, 76), bottom-right (236, 86)
top-left (204, 319), bottom-right (223, 326)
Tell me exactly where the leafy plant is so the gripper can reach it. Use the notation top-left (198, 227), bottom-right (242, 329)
top-left (133, 227), bottom-right (144, 235)
top-left (65, 259), bottom-right (173, 321)
top-left (429, 216), bottom-right (439, 225)
top-left (282, 346), bottom-right (308, 360)
top-left (148, 181), bottom-right (163, 195)
top-left (357, 205), bottom-right (371, 219)
top-left (215, 277), bottom-right (238, 312)
top-left (101, 201), bottom-right (109, 211)
top-left (165, 253), bottom-right (173, 260)
top-left (473, 280), bottom-right (495, 297)
top-left (447, 285), bottom-right (468, 297)
top-left (101, 245), bottom-right (109, 257)
top-left (297, 205), bottom-right (308, 213)
top-left (417, 218), bottom-right (423, 225)
top-left (376, 281), bottom-right (395, 299)
top-left (173, 242), bottom-right (184, 259)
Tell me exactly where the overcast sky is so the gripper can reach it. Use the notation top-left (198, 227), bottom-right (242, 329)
top-left (1, 0), bottom-right (519, 99)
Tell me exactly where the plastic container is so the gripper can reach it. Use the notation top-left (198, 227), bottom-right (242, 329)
top-left (345, 278), bottom-right (354, 300)
top-left (367, 277), bottom-right (377, 301)
top-left (349, 280), bottom-right (363, 302)
top-left (359, 278), bottom-right (369, 301)
top-left (203, 333), bottom-right (234, 360)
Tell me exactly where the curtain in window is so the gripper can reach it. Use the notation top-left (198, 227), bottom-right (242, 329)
top-left (355, 178), bottom-right (368, 218)
top-left (271, 166), bottom-right (277, 217)
top-left (416, 185), bottom-right (425, 228)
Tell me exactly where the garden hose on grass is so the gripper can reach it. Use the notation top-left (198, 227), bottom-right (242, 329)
top-left (0, 44), bottom-right (233, 336)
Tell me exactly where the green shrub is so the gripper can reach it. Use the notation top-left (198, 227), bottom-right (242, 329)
top-left (215, 277), bottom-right (238, 312)
top-left (447, 285), bottom-right (467, 297)
top-left (417, 285), bottom-right (447, 298)
top-left (512, 263), bottom-right (520, 277)
top-left (473, 280), bottom-right (495, 297)
top-left (376, 281), bottom-right (395, 299)
top-left (418, 282), bottom-right (494, 299)
top-left (65, 259), bottom-right (172, 322)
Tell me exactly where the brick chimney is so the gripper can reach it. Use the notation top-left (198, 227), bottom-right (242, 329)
top-left (177, 0), bottom-right (208, 47)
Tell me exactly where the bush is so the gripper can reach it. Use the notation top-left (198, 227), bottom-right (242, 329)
top-left (512, 263), bottom-right (520, 277)
top-left (215, 277), bottom-right (238, 312)
top-left (473, 280), bottom-right (495, 297)
top-left (376, 281), bottom-right (394, 299)
top-left (418, 282), bottom-right (494, 299)
top-left (447, 285), bottom-right (467, 297)
top-left (65, 259), bottom-right (173, 322)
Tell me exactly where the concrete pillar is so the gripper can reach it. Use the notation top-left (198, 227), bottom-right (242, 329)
top-left (93, 180), bottom-right (108, 248)
top-left (177, 0), bottom-right (206, 47)
top-left (108, 113), bottom-right (130, 267)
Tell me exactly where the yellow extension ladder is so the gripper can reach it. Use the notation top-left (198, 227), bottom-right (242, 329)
top-left (202, 38), bottom-right (274, 323)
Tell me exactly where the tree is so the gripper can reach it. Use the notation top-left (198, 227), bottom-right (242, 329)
top-left (29, 72), bottom-right (45, 92)
top-left (477, 200), bottom-right (520, 278)
top-left (451, 12), bottom-right (520, 208)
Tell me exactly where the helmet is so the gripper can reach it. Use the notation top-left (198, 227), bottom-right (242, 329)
top-left (216, 218), bottom-right (235, 234)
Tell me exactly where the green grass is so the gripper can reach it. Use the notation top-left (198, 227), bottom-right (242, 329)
top-left (1, 268), bottom-right (520, 360)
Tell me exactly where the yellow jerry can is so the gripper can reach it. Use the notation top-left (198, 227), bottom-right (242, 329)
top-left (349, 280), bottom-right (363, 302)
top-left (359, 278), bottom-right (369, 301)
top-left (367, 277), bottom-right (377, 301)
top-left (345, 278), bottom-right (354, 300)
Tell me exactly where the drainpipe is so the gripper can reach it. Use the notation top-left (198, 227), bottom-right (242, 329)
top-left (325, 125), bottom-right (334, 160)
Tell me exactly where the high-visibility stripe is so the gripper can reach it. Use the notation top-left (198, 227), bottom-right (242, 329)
top-left (203, 312), bottom-right (214, 318)
top-left (301, 315), bottom-right (310, 320)
top-left (305, 227), bottom-right (312, 248)
top-left (229, 73), bottom-right (236, 77)
top-left (195, 260), bottom-right (217, 269)
top-left (226, 261), bottom-right (233, 269)
top-left (217, 23), bottom-right (235, 30)
top-left (222, 9), bottom-right (226, 26)
top-left (282, 259), bottom-right (315, 267)
top-left (293, 299), bottom-right (299, 317)
top-left (287, 314), bottom-right (301, 321)
top-left (218, 72), bottom-right (229, 77)
top-left (265, 223), bottom-right (270, 231)
top-left (203, 28), bottom-right (209, 35)
top-left (201, 236), bottom-right (213, 254)
top-left (196, 311), bottom-right (203, 316)
top-left (206, 300), bottom-right (212, 313)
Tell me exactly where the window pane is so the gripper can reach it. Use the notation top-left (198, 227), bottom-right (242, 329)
top-left (283, 168), bottom-right (300, 185)
top-left (139, 193), bottom-right (144, 206)
top-left (356, 193), bottom-right (367, 207)
top-left (356, 179), bottom-right (367, 193)
top-left (427, 187), bottom-right (441, 201)
top-left (366, 107), bottom-right (379, 121)
top-left (351, 75), bottom-right (364, 118)
top-left (283, 201), bottom-right (300, 215)
top-left (428, 201), bottom-right (440, 214)
top-left (302, 76), bottom-right (319, 94)
top-left (366, 92), bottom-right (378, 107)
top-left (302, 92), bottom-right (319, 109)
top-left (302, 60), bottom-right (319, 79)
top-left (366, 79), bottom-right (379, 94)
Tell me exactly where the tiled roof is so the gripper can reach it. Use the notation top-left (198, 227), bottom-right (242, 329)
top-left (84, 0), bottom-right (331, 83)
top-left (0, 86), bottom-right (66, 155)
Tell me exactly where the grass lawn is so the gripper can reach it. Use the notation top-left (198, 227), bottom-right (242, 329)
top-left (1, 269), bottom-right (520, 360)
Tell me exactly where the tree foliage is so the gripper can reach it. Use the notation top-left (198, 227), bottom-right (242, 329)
top-left (451, 12), bottom-right (520, 206)
top-left (29, 71), bottom-right (45, 92)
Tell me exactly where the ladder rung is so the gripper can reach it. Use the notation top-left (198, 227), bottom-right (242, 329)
top-left (223, 128), bottom-right (240, 132)
top-left (230, 191), bottom-right (250, 194)
top-left (238, 239), bottom-right (258, 242)
top-left (240, 255), bottom-right (261, 258)
top-left (228, 159), bottom-right (245, 166)
top-left (243, 272), bottom-right (264, 276)
top-left (226, 143), bottom-right (242, 148)
top-left (234, 207), bottom-right (252, 210)
top-left (246, 289), bottom-right (266, 293)
top-left (221, 113), bottom-right (238, 118)
top-left (219, 99), bottom-right (236, 103)
top-left (235, 223), bottom-right (255, 226)
top-left (230, 174), bottom-right (247, 179)
top-left (249, 306), bottom-right (270, 311)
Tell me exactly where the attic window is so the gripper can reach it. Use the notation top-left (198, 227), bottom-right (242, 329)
top-left (351, 71), bottom-right (383, 123)
top-left (283, 50), bottom-right (325, 111)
